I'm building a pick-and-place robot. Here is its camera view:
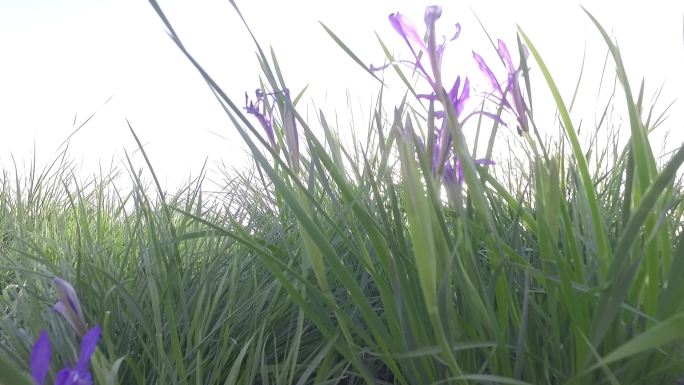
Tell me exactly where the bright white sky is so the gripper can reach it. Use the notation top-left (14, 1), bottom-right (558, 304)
top-left (1, 0), bottom-right (682, 189)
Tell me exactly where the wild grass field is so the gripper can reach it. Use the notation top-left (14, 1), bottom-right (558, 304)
top-left (1, 2), bottom-right (683, 384)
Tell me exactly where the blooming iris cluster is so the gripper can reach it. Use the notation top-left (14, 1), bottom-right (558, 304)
top-left (473, 40), bottom-right (530, 135)
top-left (29, 278), bottom-right (100, 385)
top-left (378, 6), bottom-right (494, 190)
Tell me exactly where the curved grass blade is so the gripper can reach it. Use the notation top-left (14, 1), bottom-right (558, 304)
top-left (518, 27), bottom-right (612, 277)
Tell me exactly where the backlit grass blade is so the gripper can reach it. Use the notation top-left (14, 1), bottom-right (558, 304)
top-left (320, 22), bottom-right (385, 85)
top-left (590, 144), bottom-right (684, 349)
top-left (518, 27), bottom-right (612, 276)
top-left (583, 8), bottom-right (657, 191)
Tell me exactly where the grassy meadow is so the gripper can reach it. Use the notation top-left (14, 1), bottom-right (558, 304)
top-left (1, 2), bottom-right (683, 384)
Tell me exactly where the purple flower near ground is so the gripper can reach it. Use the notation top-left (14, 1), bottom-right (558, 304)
top-left (30, 326), bottom-right (101, 385)
top-left (52, 278), bottom-right (87, 337)
top-left (30, 331), bottom-right (51, 385)
top-left (473, 39), bottom-right (530, 135)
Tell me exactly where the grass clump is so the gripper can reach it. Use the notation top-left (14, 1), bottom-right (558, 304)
top-left (1, 2), bottom-right (683, 384)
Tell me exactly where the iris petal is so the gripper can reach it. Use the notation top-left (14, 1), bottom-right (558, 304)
top-left (389, 12), bottom-right (428, 52)
top-left (474, 39), bottom-right (529, 135)
top-left (244, 91), bottom-right (277, 150)
top-left (55, 368), bottom-right (70, 385)
top-left (497, 39), bottom-right (515, 73)
top-left (55, 367), bottom-right (92, 385)
top-left (76, 326), bottom-right (101, 369)
top-left (456, 78), bottom-right (470, 115)
top-left (52, 302), bottom-right (85, 337)
top-left (450, 23), bottom-right (461, 41)
top-left (447, 76), bottom-right (461, 105)
top-left (52, 278), bottom-right (86, 335)
top-left (30, 331), bottom-right (51, 385)
top-left (52, 278), bottom-right (83, 320)
top-left (472, 52), bottom-right (508, 106)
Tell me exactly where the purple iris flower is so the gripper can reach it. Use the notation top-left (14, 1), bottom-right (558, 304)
top-left (30, 326), bottom-right (101, 385)
top-left (380, 7), bottom-right (497, 189)
top-left (52, 278), bottom-right (87, 337)
top-left (244, 89), bottom-right (278, 150)
top-left (473, 39), bottom-right (530, 135)
top-left (442, 155), bottom-right (495, 205)
top-left (443, 157), bottom-right (496, 187)
top-left (244, 88), bottom-right (299, 172)
top-left (418, 75), bottom-right (470, 119)
top-left (380, 6), bottom-right (461, 94)
top-left (429, 118), bottom-right (495, 191)
top-left (422, 76), bottom-right (469, 177)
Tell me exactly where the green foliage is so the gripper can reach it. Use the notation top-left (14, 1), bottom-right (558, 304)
top-left (1, 3), bottom-right (682, 385)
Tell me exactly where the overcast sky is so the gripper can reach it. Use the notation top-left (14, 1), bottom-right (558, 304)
top-left (1, 0), bottom-right (682, 188)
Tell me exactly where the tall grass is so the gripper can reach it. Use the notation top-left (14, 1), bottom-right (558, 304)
top-left (1, 2), bottom-right (683, 385)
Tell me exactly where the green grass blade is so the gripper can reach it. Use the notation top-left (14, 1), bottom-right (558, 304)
top-left (518, 27), bottom-right (612, 276)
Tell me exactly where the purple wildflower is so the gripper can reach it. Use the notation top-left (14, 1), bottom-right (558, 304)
top-left (29, 326), bottom-right (101, 385)
top-left (473, 39), bottom-right (530, 135)
top-left (244, 89), bottom-right (278, 150)
top-left (418, 76), bottom-right (470, 119)
top-left (52, 278), bottom-right (87, 337)
top-left (380, 6), bottom-right (497, 189)
top-left (431, 122), bottom-right (452, 176)
top-left (442, 156), bottom-right (495, 204)
top-left (444, 157), bottom-right (496, 187)
top-left (431, 118), bottom-right (495, 189)
top-left (381, 6), bottom-right (461, 94)
top-left (380, 6), bottom-right (480, 179)
top-left (424, 77), bottom-right (470, 177)
top-left (244, 88), bottom-right (300, 172)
